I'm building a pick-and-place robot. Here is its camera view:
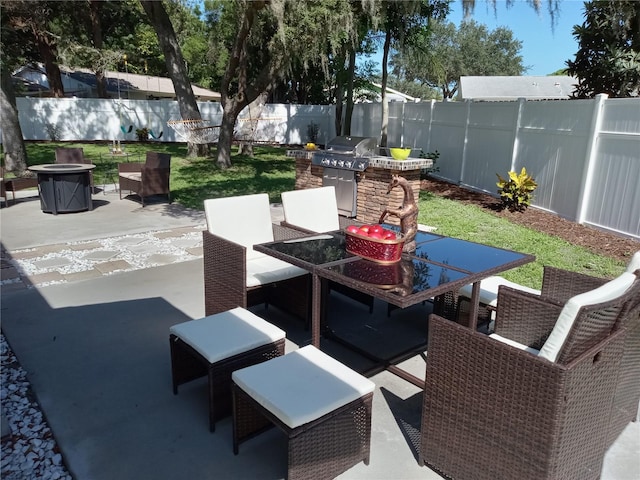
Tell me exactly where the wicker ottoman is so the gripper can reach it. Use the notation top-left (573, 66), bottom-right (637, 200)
top-left (232, 345), bottom-right (375, 480)
top-left (169, 307), bottom-right (285, 432)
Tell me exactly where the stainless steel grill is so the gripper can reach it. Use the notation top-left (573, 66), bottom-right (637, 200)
top-left (312, 136), bottom-right (377, 217)
top-left (311, 136), bottom-right (377, 172)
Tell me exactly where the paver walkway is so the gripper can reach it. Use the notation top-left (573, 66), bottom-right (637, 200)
top-left (1, 225), bottom-right (205, 292)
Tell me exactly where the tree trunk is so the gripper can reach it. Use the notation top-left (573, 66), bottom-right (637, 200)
top-left (379, 29), bottom-right (391, 147)
top-left (35, 32), bottom-right (64, 98)
top-left (1, 64), bottom-right (28, 175)
top-left (89, 0), bottom-right (108, 98)
top-left (140, 0), bottom-right (208, 157)
top-left (344, 47), bottom-right (356, 136)
top-left (334, 83), bottom-right (344, 136)
top-left (216, 110), bottom-right (237, 169)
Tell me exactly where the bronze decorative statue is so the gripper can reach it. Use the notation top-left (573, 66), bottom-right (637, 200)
top-left (379, 174), bottom-right (418, 253)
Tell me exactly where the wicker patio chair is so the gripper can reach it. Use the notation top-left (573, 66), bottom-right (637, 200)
top-left (203, 193), bottom-right (311, 322)
top-left (118, 151), bottom-right (171, 206)
top-left (1, 167), bottom-right (38, 206)
top-left (55, 147), bottom-right (95, 193)
top-left (420, 267), bottom-right (640, 480)
top-left (534, 254), bottom-right (640, 447)
top-left (280, 186), bottom-right (374, 313)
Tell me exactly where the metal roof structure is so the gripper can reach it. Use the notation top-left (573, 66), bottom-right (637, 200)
top-left (458, 75), bottom-right (578, 101)
top-left (13, 64), bottom-right (220, 101)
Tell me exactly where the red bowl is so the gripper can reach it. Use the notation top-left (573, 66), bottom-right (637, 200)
top-left (344, 229), bottom-right (404, 264)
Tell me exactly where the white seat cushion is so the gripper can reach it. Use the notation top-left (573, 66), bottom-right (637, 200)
top-left (538, 272), bottom-right (636, 362)
top-left (459, 276), bottom-right (541, 307)
top-left (625, 251), bottom-right (640, 274)
top-left (232, 345), bottom-right (375, 429)
top-left (281, 186), bottom-right (340, 233)
top-left (170, 307), bottom-right (285, 364)
top-left (119, 172), bottom-right (141, 181)
top-left (489, 333), bottom-right (540, 356)
top-left (204, 194), bottom-right (275, 261)
top-left (246, 256), bottom-right (308, 287)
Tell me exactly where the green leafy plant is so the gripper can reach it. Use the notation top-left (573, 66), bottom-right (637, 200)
top-left (419, 149), bottom-right (440, 176)
top-left (135, 128), bottom-right (149, 142)
top-left (45, 122), bottom-right (61, 141)
top-left (496, 167), bottom-right (538, 212)
top-left (306, 122), bottom-right (319, 143)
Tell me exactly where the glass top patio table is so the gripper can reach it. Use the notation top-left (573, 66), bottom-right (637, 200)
top-left (255, 228), bottom-right (534, 386)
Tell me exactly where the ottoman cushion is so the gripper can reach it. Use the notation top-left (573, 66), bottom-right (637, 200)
top-left (170, 307), bottom-right (285, 364)
top-left (232, 345), bottom-right (375, 428)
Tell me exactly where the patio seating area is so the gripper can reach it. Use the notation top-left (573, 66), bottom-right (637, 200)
top-left (1, 187), bottom-right (638, 480)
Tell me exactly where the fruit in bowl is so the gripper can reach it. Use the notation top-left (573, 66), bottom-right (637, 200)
top-left (389, 147), bottom-right (411, 160)
top-left (344, 224), bottom-right (404, 263)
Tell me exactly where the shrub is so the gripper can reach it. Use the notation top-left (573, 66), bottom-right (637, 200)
top-left (45, 123), bottom-right (61, 141)
top-left (496, 167), bottom-right (537, 212)
top-left (419, 149), bottom-right (440, 177)
top-left (306, 122), bottom-right (319, 143)
top-left (136, 128), bottom-right (149, 142)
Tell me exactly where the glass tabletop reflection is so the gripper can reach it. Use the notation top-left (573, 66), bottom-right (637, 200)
top-left (413, 237), bottom-right (528, 273)
top-left (323, 257), bottom-right (469, 298)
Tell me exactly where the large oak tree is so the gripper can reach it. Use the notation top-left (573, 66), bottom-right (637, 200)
top-left (567, 0), bottom-right (640, 98)
top-left (140, 0), bottom-right (207, 157)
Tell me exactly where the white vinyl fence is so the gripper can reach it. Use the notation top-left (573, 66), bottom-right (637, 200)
top-left (12, 95), bottom-right (640, 239)
top-left (351, 95), bottom-right (640, 240)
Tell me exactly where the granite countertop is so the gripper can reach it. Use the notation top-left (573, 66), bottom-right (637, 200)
top-left (285, 149), bottom-right (433, 170)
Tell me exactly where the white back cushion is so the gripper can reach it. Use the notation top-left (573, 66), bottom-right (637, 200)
top-left (204, 193), bottom-right (274, 260)
top-left (281, 186), bottom-right (340, 233)
top-left (625, 251), bottom-right (640, 274)
top-left (459, 276), bottom-right (541, 307)
top-left (538, 272), bottom-right (636, 362)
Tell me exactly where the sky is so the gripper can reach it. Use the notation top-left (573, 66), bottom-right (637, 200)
top-left (367, 0), bottom-right (587, 77)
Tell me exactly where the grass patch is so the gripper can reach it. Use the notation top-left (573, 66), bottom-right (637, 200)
top-left (20, 141), bottom-right (628, 286)
top-left (419, 190), bottom-right (624, 287)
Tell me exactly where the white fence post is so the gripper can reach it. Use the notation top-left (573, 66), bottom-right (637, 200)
top-left (576, 93), bottom-right (608, 224)
top-left (426, 99), bottom-right (435, 153)
top-left (459, 99), bottom-right (472, 184)
top-left (510, 98), bottom-right (526, 172)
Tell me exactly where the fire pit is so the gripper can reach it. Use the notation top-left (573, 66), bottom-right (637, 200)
top-left (28, 163), bottom-right (95, 215)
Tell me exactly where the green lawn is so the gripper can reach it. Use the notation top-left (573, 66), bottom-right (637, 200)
top-left (20, 141), bottom-right (628, 287)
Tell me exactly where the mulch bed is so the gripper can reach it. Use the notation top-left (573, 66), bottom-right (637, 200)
top-left (420, 177), bottom-right (639, 263)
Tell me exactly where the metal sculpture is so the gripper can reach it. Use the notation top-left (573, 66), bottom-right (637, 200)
top-left (379, 174), bottom-right (418, 253)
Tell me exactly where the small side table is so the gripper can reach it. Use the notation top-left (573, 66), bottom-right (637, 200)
top-left (100, 151), bottom-right (135, 194)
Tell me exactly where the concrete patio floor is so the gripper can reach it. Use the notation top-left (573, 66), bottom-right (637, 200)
top-left (1, 189), bottom-right (639, 479)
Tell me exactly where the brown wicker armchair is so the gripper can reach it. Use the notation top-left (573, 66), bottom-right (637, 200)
top-left (420, 267), bottom-right (640, 480)
top-left (118, 151), bottom-right (171, 206)
top-left (55, 147), bottom-right (94, 193)
top-left (203, 193), bottom-right (311, 322)
top-left (1, 166), bottom-right (38, 205)
top-left (280, 186), bottom-right (374, 313)
top-left (536, 264), bottom-right (640, 447)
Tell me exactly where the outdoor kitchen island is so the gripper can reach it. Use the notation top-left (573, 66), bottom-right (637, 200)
top-left (287, 137), bottom-right (433, 225)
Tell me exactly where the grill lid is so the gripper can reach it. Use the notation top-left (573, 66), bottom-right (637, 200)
top-left (325, 136), bottom-right (377, 156)
top-left (311, 136), bottom-right (377, 171)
